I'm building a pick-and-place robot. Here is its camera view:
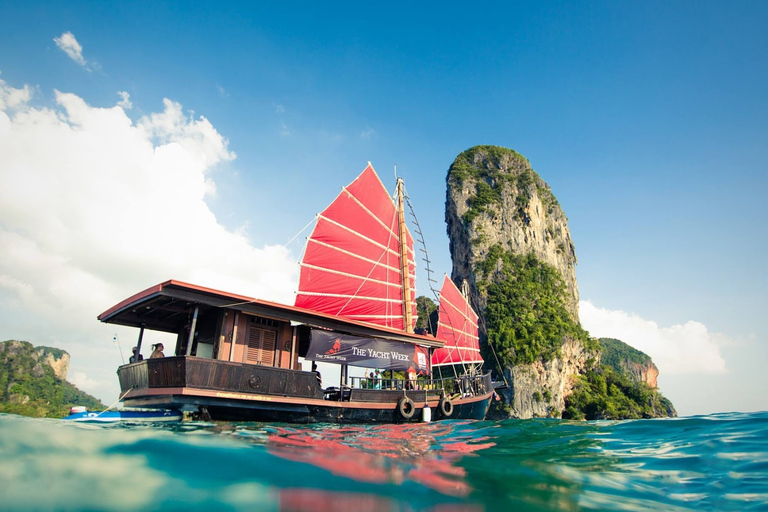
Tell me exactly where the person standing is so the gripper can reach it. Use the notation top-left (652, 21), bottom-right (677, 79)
top-left (312, 362), bottom-right (322, 387)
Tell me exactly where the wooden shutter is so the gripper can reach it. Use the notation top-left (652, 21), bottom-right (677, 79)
top-left (246, 325), bottom-right (277, 366)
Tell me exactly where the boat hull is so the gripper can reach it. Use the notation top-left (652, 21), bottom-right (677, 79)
top-left (63, 410), bottom-right (183, 423)
top-left (118, 357), bottom-right (493, 424)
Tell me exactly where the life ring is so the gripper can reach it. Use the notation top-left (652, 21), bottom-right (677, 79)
top-left (397, 396), bottom-right (415, 419)
top-left (439, 397), bottom-right (454, 418)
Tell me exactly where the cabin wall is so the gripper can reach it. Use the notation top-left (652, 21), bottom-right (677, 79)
top-left (216, 310), bottom-right (238, 362)
top-left (214, 309), bottom-right (294, 369)
top-left (276, 323), bottom-right (294, 369)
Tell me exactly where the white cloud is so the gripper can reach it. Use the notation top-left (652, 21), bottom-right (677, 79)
top-left (360, 127), bottom-right (375, 140)
top-left (69, 371), bottom-right (99, 391)
top-left (280, 121), bottom-right (290, 136)
top-left (579, 301), bottom-right (727, 376)
top-left (53, 31), bottom-right (88, 68)
top-left (116, 91), bottom-right (132, 109)
top-left (0, 77), bottom-right (299, 402)
top-left (216, 84), bottom-right (229, 98)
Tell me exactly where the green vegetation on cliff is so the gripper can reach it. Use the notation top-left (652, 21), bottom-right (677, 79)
top-left (563, 364), bottom-right (676, 420)
top-left (599, 337), bottom-right (651, 369)
top-left (415, 295), bottom-right (438, 334)
top-left (479, 245), bottom-right (595, 366)
top-left (475, 246), bottom-right (674, 419)
top-left (0, 340), bottom-right (104, 418)
top-left (447, 145), bottom-right (559, 224)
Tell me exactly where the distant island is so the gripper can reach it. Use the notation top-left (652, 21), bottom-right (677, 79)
top-left (0, 340), bottom-right (104, 418)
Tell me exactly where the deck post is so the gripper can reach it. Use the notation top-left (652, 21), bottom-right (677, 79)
top-left (186, 306), bottom-right (199, 356)
top-left (136, 324), bottom-right (145, 357)
top-left (229, 311), bottom-right (239, 361)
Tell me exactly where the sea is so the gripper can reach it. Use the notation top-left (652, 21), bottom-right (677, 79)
top-left (1, 412), bottom-right (766, 511)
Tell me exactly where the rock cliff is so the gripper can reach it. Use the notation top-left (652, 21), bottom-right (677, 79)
top-left (444, 145), bottom-right (674, 419)
top-left (598, 337), bottom-right (658, 388)
top-left (0, 340), bottom-right (102, 417)
top-left (37, 347), bottom-right (70, 380)
top-left (500, 337), bottom-right (592, 418)
top-left (446, 146), bottom-right (587, 418)
top-left (446, 145), bottom-right (579, 320)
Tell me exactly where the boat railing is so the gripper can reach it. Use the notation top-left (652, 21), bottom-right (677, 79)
top-left (348, 372), bottom-right (490, 398)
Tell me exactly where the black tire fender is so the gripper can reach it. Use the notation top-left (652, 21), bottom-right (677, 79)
top-left (439, 397), bottom-right (454, 418)
top-left (397, 396), bottom-right (415, 419)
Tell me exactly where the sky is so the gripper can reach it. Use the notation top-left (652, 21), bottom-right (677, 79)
top-left (0, 1), bottom-right (766, 416)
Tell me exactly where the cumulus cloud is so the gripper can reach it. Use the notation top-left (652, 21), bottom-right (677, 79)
top-left (69, 371), bottom-right (99, 391)
top-left (53, 31), bottom-right (88, 67)
top-left (116, 91), bottom-right (132, 109)
top-left (0, 77), bottom-right (298, 401)
top-left (579, 301), bottom-right (727, 375)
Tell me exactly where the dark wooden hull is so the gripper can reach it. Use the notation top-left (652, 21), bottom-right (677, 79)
top-left (118, 357), bottom-right (493, 424)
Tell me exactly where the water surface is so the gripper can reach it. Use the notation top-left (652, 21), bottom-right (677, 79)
top-left (1, 412), bottom-right (766, 510)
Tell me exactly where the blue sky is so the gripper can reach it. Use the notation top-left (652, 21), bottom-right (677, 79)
top-left (0, 1), bottom-right (766, 415)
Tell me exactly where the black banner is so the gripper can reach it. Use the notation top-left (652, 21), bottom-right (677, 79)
top-left (307, 330), bottom-right (430, 374)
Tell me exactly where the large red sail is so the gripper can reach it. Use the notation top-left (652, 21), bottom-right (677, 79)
top-left (431, 275), bottom-right (483, 366)
top-left (295, 163), bottom-right (417, 331)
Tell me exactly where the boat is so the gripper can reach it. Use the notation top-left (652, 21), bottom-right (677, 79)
top-left (98, 163), bottom-right (494, 423)
top-left (63, 406), bottom-right (182, 423)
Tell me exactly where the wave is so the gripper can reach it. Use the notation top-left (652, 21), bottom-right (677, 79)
top-left (1, 412), bottom-right (766, 511)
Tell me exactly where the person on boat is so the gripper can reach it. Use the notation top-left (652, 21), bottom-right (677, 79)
top-left (312, 362), bottom-right (322, 387)
top-left (129, 346), bottom-right (143, 363)
top-left (374, 369), bottom-right (382, 389)
top-left (150, 343), bottom-right (165, 359)
top-left (407, 368), bottom-right (418, 390)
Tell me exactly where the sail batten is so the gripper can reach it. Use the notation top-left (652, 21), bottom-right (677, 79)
top-left (295, 163), bottom-right (417, 331)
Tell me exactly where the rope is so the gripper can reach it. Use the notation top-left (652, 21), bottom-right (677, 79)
top-left (471, 291), bottom-right (509, 388)
top-left (284, 215), bottom-right (318, 248)
top-left (93, 388), bottom-right (133, 418)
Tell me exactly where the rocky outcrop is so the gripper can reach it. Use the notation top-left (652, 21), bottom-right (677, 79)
top-left (446, 145), bottom-right (579, 320)
top-left (499, 337), bottom-right (592, 418)
top-left (598, 338), bottom-right (658, 388)
top-left (630, 361), bottom-right (658, 388)
top-left (0, 340), bottom-right (102, 418)
top-left (38, 348), bottom-right (70, 380)
top-left (446, 146), bottom-right (586, 419)
top-left (445, 146), bottom-right (676, 420)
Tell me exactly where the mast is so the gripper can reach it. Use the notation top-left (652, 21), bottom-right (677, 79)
top-left (396, 177), bottom-right (414, 333)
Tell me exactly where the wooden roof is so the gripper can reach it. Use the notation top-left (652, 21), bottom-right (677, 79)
top-left (98, 280), bottom-right (444, 348)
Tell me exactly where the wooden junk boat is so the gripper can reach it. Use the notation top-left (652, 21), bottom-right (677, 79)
top-left (100, 164), bottom-right (494, 423)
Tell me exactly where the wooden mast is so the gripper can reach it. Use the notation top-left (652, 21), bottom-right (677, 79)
top-left (396, 177), bottom-right (414, 333)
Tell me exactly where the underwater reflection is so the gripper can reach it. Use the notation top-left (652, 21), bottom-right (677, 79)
top-left (264, 422), bottom-right (495, 498)
top-left (277, 487), bottom-right (484, 512)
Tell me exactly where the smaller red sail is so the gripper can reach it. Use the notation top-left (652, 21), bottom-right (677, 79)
top-left (431, 275), bottom-right (483, 366)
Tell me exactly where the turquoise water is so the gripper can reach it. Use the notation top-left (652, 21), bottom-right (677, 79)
top-left (1, 412), bottom-right (766, 511)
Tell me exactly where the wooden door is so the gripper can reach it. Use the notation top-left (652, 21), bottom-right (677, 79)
top-left (245, 325), bottom-right (277, 366)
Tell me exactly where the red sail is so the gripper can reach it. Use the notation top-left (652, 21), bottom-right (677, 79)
top-left (295, 164), bottom-right (417, 331)
top-left (431, 275), bottom-right (483, 366)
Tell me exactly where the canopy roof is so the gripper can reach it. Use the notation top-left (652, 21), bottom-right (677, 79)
top-left (99, 280), bottom-right (444, 349)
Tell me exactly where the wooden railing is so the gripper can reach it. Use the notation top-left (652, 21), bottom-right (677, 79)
top-left (117, 357), bottom-right (324, 400)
